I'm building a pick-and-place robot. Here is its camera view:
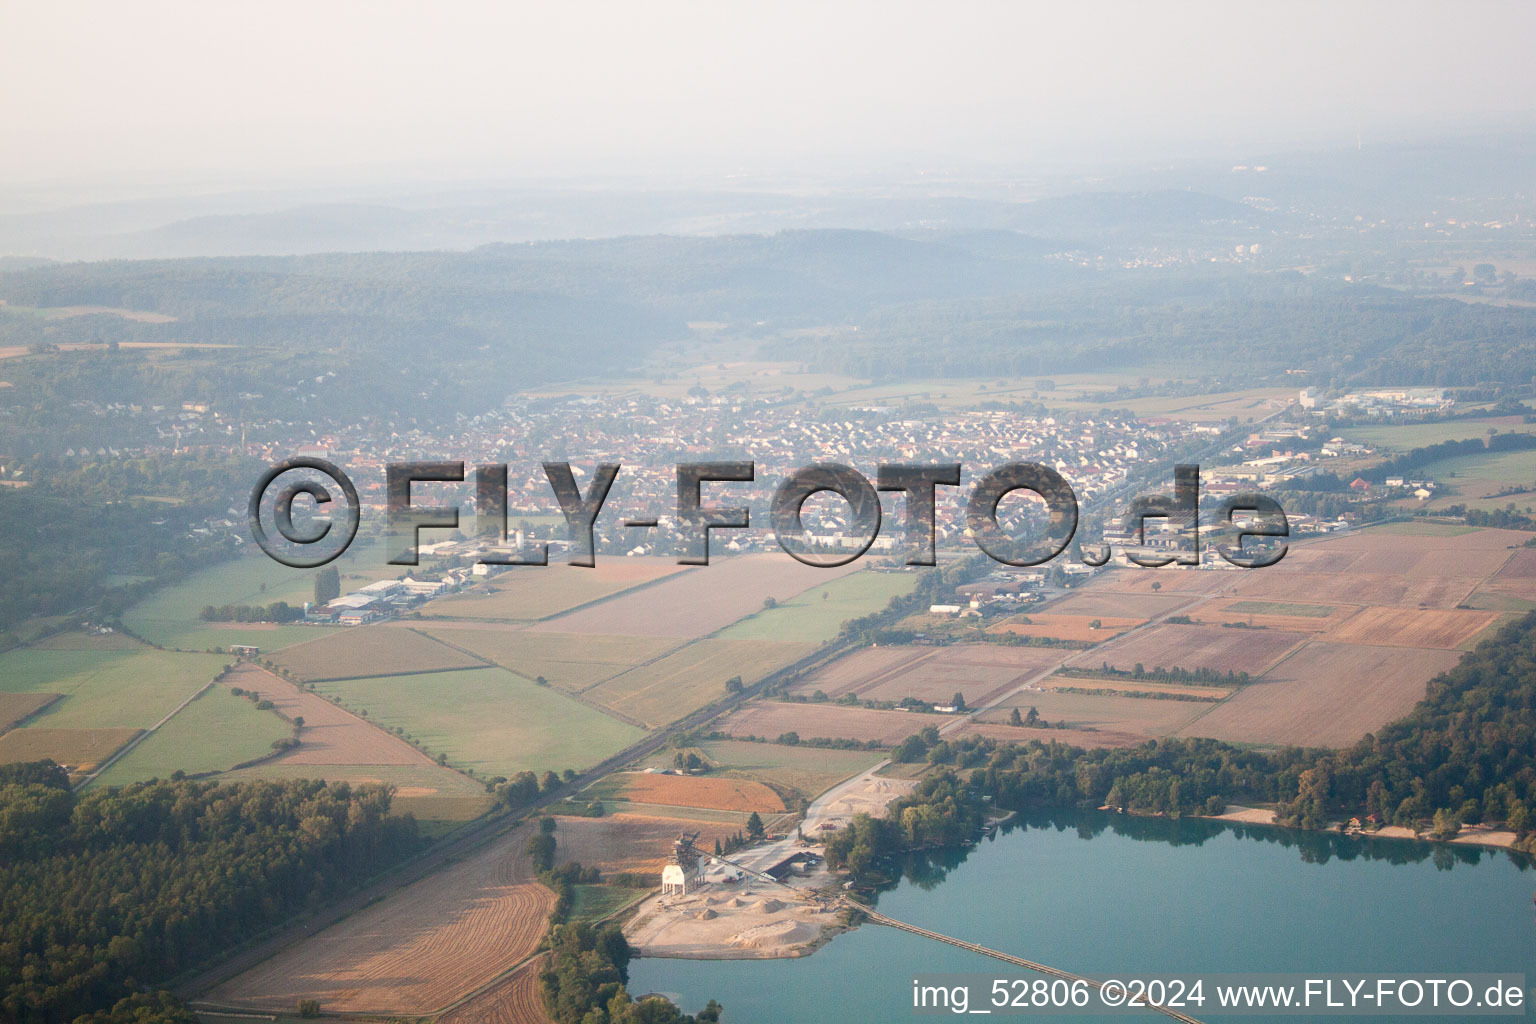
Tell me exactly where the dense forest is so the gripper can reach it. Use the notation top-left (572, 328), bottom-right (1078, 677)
top-left (0, 766), bottom-right (420, 1023)
top-left (830, 612), bottom-right (1536, 877)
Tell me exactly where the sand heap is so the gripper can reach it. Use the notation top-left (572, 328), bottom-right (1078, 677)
top-left (729, 920), bottom-right (819, 949)
top-left (695, 908), bottom-right (718, 920)
top-left (752, 898), bottom-right (786, 914)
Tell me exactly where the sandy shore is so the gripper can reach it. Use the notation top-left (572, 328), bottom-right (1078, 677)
top-left (1203, 806), bottom-right (1521, 851)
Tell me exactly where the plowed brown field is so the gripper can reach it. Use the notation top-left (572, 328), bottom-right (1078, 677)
top-left (717, 701), bottom-right (936, 745)
top-left (620, 773), bottom-right (785, 812)
top-left (1066, 623), bottom-right (1305, 676)
top-left (1324, 606), bottom-right (1499, 649)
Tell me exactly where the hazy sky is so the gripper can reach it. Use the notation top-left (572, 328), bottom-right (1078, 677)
top-left (4, 0), bottom-right (1536, 187)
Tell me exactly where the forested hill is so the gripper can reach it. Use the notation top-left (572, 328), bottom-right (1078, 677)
top-left (0, 768), bottom-right (420, 1023)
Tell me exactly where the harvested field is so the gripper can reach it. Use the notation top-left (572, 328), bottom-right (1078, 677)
top-left (1177, 641), bottom-right (1463, 748)
top-left (989, 613), bottom-right (1144, 643)
top-left (716, 701), bottom-right (934, 745)
top-left (436, 954), bottom-right (549, 1024)
top-left (423, 558), bottom-right (689, 622)
top-left (1046, 590), bottom-right (1198, 618)
top-left (1229, 570), bottom-right (1481, 609)
top-left (1493, 548), bottom-right (1536, 579)
top-left (1324, 606), bottom-right (1500, 649)
top-left (1038, 677), bottom-right (1232, 699)
top-left (0, 727), bottom-right (140, 771)
top-left (224, 664), bottom-right (433, 766)
top-left (692, 740), bottom-right (885, 800)
top-left (790, 644), bottom-right (1063, 708)
top-left (977, 689), bottom-right (1210, 739)
top-left (1183, 599), bottom-right (1358, 634)
top-left (620, 772), bottom-right (785, 813)
top-left (1066, 623), bottom-right (1305, 677)
top-left (266, 626), bottom-right (484, 682)
top-left (1081, 569), bottom-right (1234, 597)
top-left (418, 627), bottom-right (677, 693)
top-left (0, 692), bottom-right (59, 732)
top-left (210, 823), bottom-right (554, 1016)
top-left (553, 814), bottom-right (741, 875)
top-left (583, 638), bottom-right (813, 728)
top-left (533, 554), bottom-right (860, 639)
top-left (955, 721), bottom-right (1146, 749)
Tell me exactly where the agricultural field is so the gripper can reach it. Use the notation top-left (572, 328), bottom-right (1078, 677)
top-left (693, 740), bottom-right (886, 801)
top-left (121, 539), bottom-right (398, 650)
top-left (977, 689), bottom-right (1211, 739)
top-left (1342, 416), bottom-right (1536, 452)
top-left (533, 553), bottom-right (861, 639)
top-left (220, 760), bottom-right (493, 822)
top-left (1047, 588), bottom-right (1203, 616)
top-left (0, 647), bottom-right (228, 730)
top-left (716, 701), bottom-right (936, 746)
top-left (266, 625), bottom-right (485, 681)
top-left (418, 626), bottom-right (678, 693)
top-left (435, 954), bottom-right (548, 1024)
top-left (1412, 448), bottom-right (1536, 512)
top-left (617, 772), bottom-right (786, 813)
top-left (716, 569), bottom-right (919, 643)
top-left (1176, 641), bottom-right (1464, 748)
top-left (210, 823), bottom-right (554, 1016)
top-left (33, 630), bottom-right (144, 651)
top-left (1182, 599), bottom-right (1359, 633)
top-left (552, 814), bottom-right (742, 875)
top-left (956, 720), bottom-right (1149, 750)
top-left (89, 686), bottom-right (292, 786)
top-left (0, 727), bottom-right (141, 773)
top-left (582, 637), bottom-right (813, 728)
top-left (789, 644), bottom-right (1062, 707)
top-left (314, 666), bottom-right (643, 776)
top-left (988, 613), bottom-right (1144, 643)
top-left (0, 692), bottom-right (59, 732)
top-left (1066, 623), bottom-right (1305, 677)
top-left (421, 557), bottom-right (688, 621)
top-left (1323, 606), bottom-right (1499, 649)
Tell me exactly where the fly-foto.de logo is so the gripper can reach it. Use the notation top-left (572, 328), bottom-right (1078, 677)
top-left (249, 459), bottom-right (1287, 571)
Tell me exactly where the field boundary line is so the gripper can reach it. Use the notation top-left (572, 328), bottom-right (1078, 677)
top-left (73, 670), bottom-right (223, 790)
top-left (0, 692), bottom-right (64, 736)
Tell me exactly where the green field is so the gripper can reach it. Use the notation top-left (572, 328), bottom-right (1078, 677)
top-left (0, 648), bottom-right (229, 729)
top-left (420, 627), bottom-right (678, 692)
top-left (89, 686), bottom-right (292, 786)
top-left (121, 538), bottom-right (399, 649)
top-left (1411, 449), bottom-right (1536, 511)
top-left (584, 638), bottom-right (813, 728)
top-left (691, 739), bottom-right (886, 800)
top-left (571, 884), bottom-right (650, 921)
top-left (715, 570), bottom-right (918, 643)
top-left (313, 666), bottom-right (644, 776)
top-left (1223, 601), bottom-right (1335, 618)
top-left (1364, 520), bottom-right (1483, 537)
top-left (1343, 417), bottom-right (1536, 452)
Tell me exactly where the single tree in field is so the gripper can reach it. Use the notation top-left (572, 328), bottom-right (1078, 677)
top-left (746, 811), bottom-right (766, 841)
top-left (1025, 706), bottom-right (1040, 726)
top-left (1008, 707), bottom-right (1024, 727)
top-left (951, 691), bottom-right (966, 711)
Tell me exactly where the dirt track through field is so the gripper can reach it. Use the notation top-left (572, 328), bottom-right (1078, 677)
top-left (209, 821), bottom-right (554, 1015)
top-left (437, 954), bottom-right (550, 1024)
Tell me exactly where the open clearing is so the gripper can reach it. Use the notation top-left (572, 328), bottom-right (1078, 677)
top-left (716, 701), bottom-right (935, 745)
top-left (619, 772), bottom-right (785, 813)
top-left (0, 648), bottom-right (228, 729)
top-left (210, 823), bottom-right (553, 1016)
top-left (978, 689), bottom-right (1210, 739)
top-left (436, 954), bottom-right (548, 1024)
top-left (715, 570), bottom-right (919, 643)
top-left (1067, 623), bottom-right (1304, 677)
top-left (314, 666), bottom-right (643, 776)
top-left (583, 638), bottom-right (813, 728)
top-left (267, 626), bottom-right (485, 681)
top-left (90, 685), bottom-right (292, 785)
top-left (1323, 606), bottom-right (1499, 649)
top-left (0, 692), bottom-right (59, 732)
top-left (790, 644), bottom-right (1063, 707)
top-left (417, 627), bottom-right (677, 693)
top-left (692, 740), bottom-right (886, 801)
top-left (1176, 641), bottom-right (1464, 747)
top-left (533, 553), bottom-right (860, 638)
top-left (554, 814), bottom-right (744, 875)
top-left (0, 727), bottom-right (141, 772)
top-left (988, 613), bottom-right (1144, 643)
top-left (422, 558), bottom-right (688, 621)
